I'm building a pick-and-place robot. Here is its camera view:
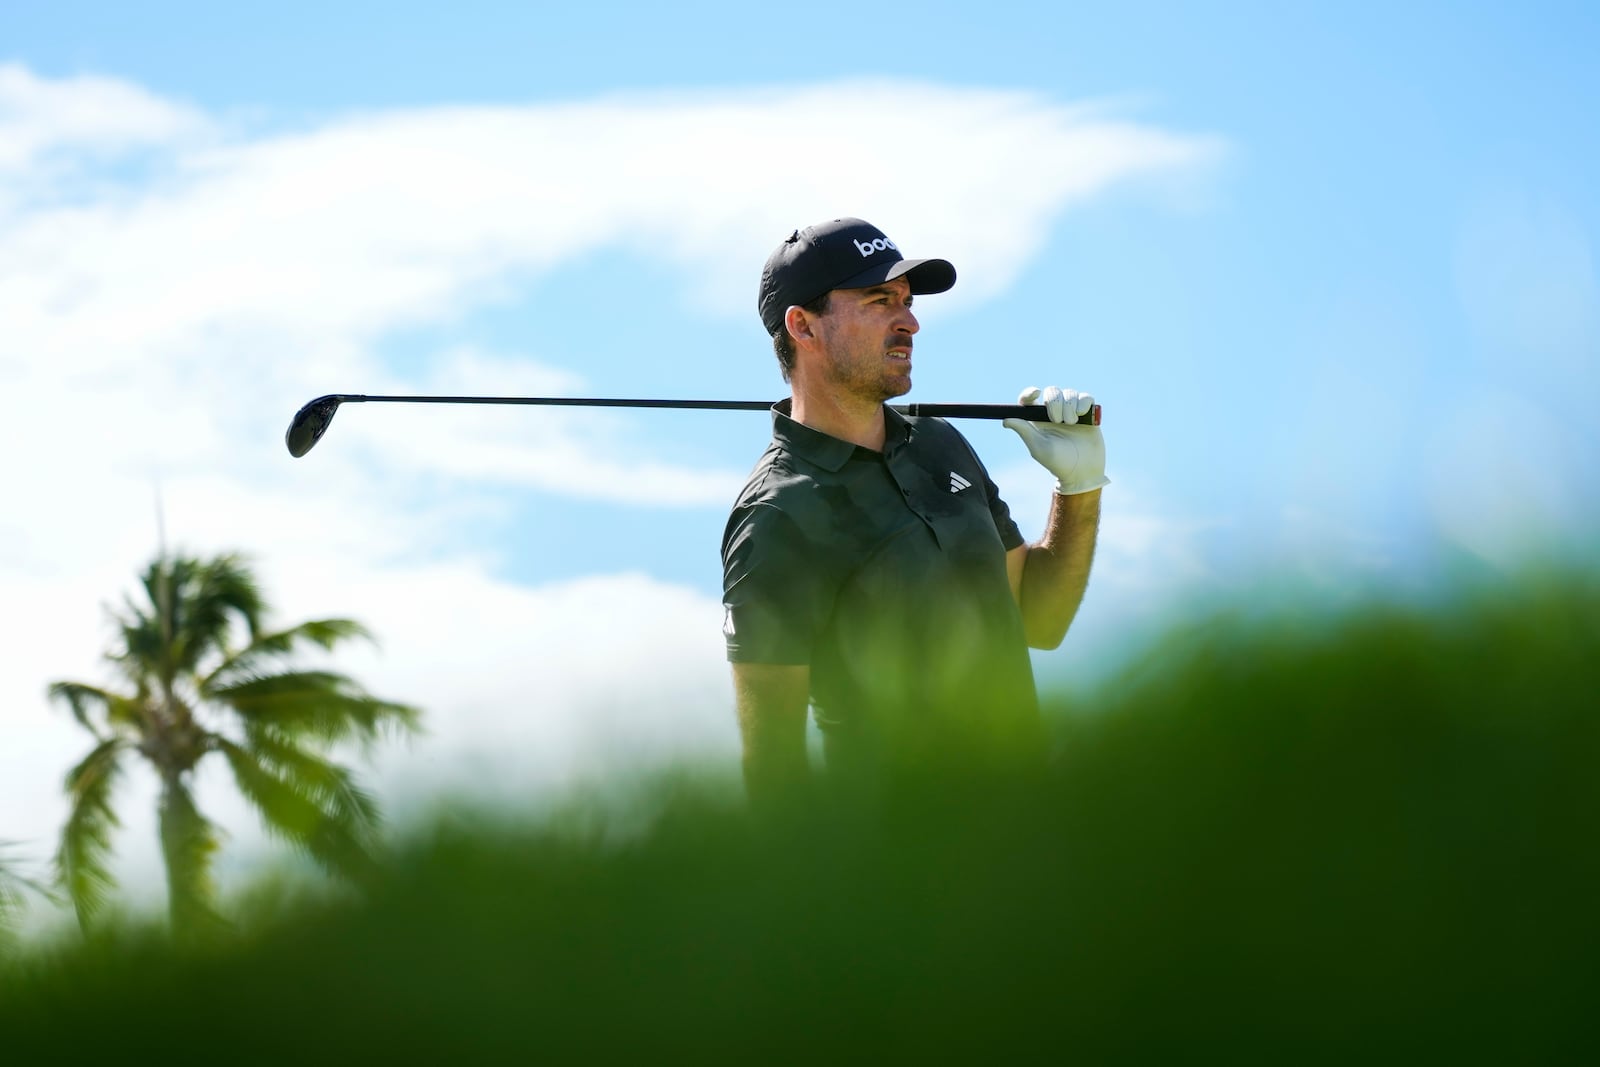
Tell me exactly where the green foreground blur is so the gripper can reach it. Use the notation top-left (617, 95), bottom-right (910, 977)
top-left (4, 575), bottom-right (1596, 1062)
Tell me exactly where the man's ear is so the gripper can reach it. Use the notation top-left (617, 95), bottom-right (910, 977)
top-left (784, 304), bottom-right (814, 344)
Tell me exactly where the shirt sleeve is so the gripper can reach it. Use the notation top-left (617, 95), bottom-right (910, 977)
top-left (721, 502), bottom-right (831, 664)
top-left (984, 469), bottom-right (1026, 552)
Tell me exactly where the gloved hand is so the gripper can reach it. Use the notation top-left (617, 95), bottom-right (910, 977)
top-left (1002, 385), bottom-right (1109, 495)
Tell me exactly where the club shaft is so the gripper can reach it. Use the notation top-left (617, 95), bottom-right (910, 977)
top-left (317, 394), bottom-right (1099, 423)
top-left (286, 392), bottom-right (1103, 457)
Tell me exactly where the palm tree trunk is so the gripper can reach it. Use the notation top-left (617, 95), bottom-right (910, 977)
top-left (157, 773), bottom-right (221, 937)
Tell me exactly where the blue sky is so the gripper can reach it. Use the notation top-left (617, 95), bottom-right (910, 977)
top-left (3, 1), bottom-right (1597, 908)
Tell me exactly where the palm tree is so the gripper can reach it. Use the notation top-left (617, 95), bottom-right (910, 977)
top-left (49, 552), bottom-right (421, 934)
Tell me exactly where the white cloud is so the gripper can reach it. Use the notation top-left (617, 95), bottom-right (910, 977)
top-left (0, 67), bottom-right (1220, 904)
top-left (3, 77), bottom-right (1221, 363)
top-left (0, 63), bottom-right (209, 175)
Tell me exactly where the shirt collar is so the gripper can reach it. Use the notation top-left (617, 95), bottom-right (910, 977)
top-left (771, 399), bottom-right (914, 472)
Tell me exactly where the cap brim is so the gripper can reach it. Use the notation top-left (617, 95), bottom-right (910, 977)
top-left (836, 257), bottom-right (957, 296)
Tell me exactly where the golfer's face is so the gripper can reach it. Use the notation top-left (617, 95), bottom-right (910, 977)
top-left (814, 277), bottom-right (920, 402)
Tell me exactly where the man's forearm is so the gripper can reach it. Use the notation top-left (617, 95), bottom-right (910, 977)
top-left (733, 663), bottom-right (813, 810)
top-left (740, 723), bottom-right (811, 809)
top-left (1019, 488), bottom-right (1101, 649)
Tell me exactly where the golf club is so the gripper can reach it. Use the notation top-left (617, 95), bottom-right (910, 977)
top-left (285, 393), bottom-right (1103, 458)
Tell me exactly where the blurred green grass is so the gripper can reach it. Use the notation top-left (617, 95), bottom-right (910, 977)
top-left (3, 574), bottom-right (1596, 1063)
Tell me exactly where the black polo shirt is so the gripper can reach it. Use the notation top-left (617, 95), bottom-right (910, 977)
top-left (722, 401), bottom-right (1042, 769)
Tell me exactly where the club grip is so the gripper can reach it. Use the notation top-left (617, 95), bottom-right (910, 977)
top-left (897, 402), bottom-right (1103, 425)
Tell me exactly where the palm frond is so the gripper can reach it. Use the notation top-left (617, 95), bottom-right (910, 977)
top-left (156, 774), bottom-right (226, 936)
top-left (114, 553), bottom-right (268, 688)
top-left (49, 681), bottom-right (146, 736)
top-left (243, 726), bottom-right (382, 847)
top-left (178, 553), bottom-right (267, 658)
top-left (215, 739), bottom-right (378, 884)
top-left (47, 681), bottom-right (120, 737)
top-left (211, 670), bottom-right (421, 744)
top-left (199, 618), bottom-right (374, 696)
top-left (0, 842), bottom-right (64, 934)
top-left (56, 739), bottom-right (127, 928)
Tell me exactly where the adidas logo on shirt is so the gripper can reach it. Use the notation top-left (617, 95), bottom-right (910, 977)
top-left (949, 472), bottom-right (972, 493)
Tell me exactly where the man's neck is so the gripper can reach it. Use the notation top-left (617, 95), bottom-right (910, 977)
top-left (790, 385), bottom-right (887, 452)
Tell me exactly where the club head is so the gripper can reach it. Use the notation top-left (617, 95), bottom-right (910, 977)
top-left (285, 395), bottom-right (345, 458)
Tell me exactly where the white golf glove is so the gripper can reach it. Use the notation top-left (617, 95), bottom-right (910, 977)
top-left (1002, 385), bottom-right (1109, 496)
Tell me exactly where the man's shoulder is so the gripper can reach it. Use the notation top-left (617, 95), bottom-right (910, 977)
top-left (904, 414), bottom-right (974, 450)
top-left (731, 441), bottom-right (817, 511)
top-left (722, 445), bottom-right (820, 561)
top-left (723, 438), bottom-right (851, 560)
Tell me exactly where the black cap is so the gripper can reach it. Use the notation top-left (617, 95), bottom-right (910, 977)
top-left (757, 217), bottom-right (957, 336)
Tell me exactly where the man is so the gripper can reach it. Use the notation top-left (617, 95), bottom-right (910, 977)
top-left (722, 218), bottom-right (1106, 804)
